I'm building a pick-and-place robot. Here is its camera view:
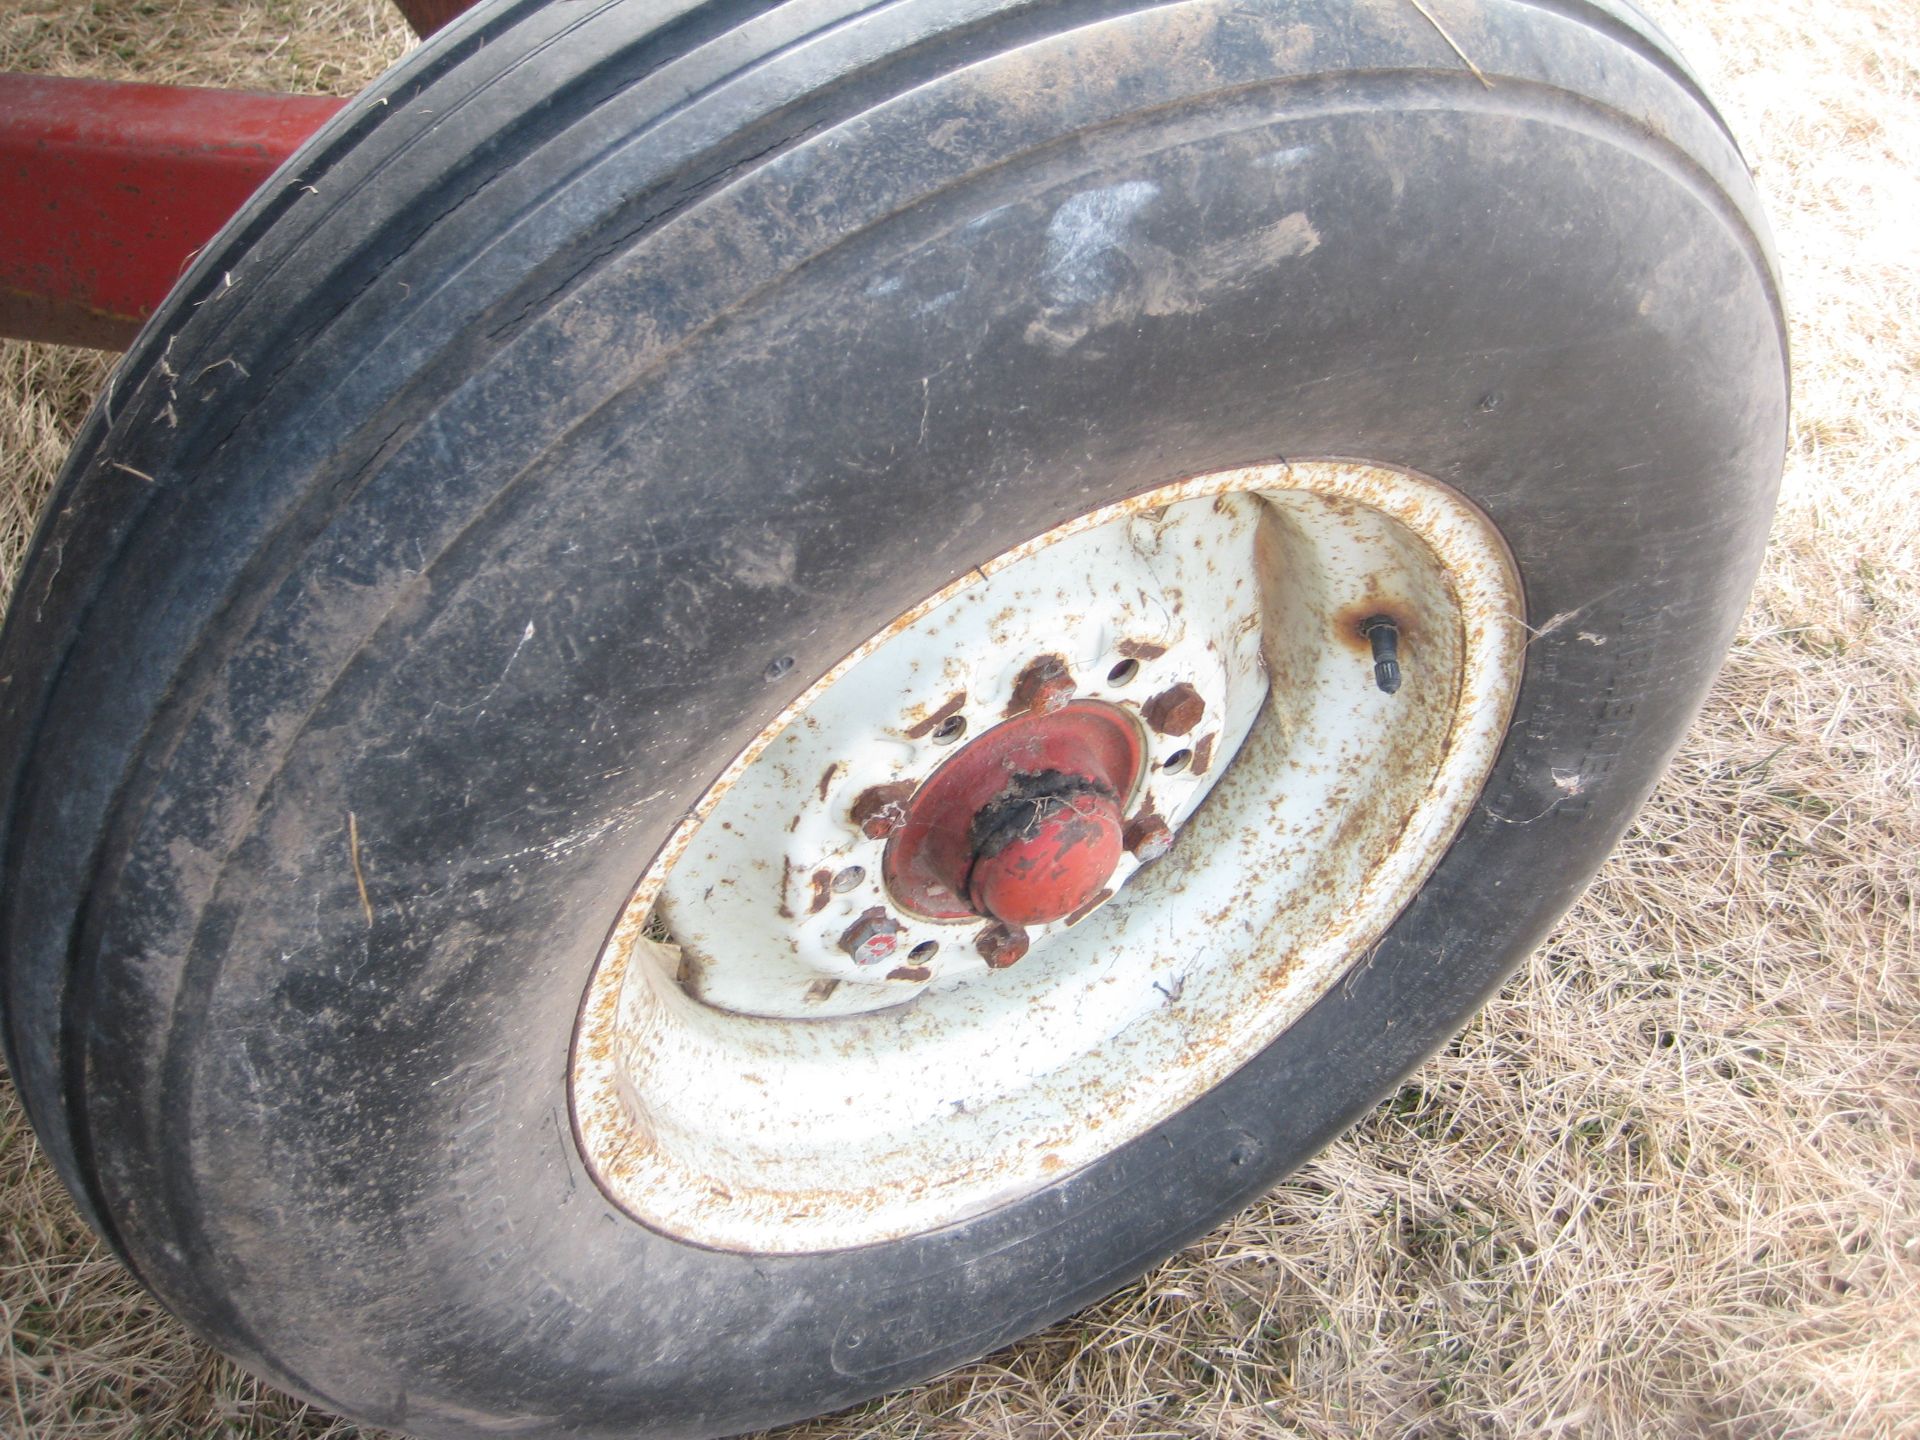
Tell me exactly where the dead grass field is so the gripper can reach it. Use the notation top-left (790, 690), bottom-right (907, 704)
top-left (2, 0), bottom-right (1917, 1436)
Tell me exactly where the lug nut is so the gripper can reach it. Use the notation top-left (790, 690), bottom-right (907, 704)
top-left (849, 780), bottom-right (915, 840)
top-left (1010, 654), bottom-right (1076, 716)
top-left (1124, 814), bottom-right (1175, 863)
top-left (839, 908), bottom-right (902, 965)
top-left (1142, 681), bottom-right (1205, 736)
top-left (976, 921), bottom-right (1031, 969)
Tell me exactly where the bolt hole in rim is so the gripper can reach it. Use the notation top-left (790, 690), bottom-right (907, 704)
top-left (572, 462), bottom-right (1524, 1253)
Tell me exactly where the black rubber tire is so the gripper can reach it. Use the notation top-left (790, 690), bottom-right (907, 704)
top-left (0, 0), bottom-right (1783, 1435)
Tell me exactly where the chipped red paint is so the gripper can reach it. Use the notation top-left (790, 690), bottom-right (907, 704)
top-left (0, 75), bottom-right (346, 348)
top-left (837, 908), bottom-right (900, 965)
top-left (969, 787), bottom-right (1125, 926)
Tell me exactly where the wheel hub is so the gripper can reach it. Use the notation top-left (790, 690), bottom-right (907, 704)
top-left (635, 492), bottom-right (1272, 1020)
top-left (966, 773), bottom-right (1123, 927)
top-left (882, 702), bottom-right (1143, 928)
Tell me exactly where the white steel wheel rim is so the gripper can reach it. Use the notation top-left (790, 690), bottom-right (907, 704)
top-left (572, 461), bottom-right (1524, 1253)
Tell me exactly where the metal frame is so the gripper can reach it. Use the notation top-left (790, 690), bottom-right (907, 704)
top-left (0, 0), bottom-right (480, 349)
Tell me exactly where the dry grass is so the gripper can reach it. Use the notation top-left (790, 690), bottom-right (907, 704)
top-left (3, 0), bottom-right (1917, 1436)
top-left (0, 0), bottom-right (411, 90)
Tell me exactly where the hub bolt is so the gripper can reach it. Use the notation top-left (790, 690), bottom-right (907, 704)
top-left (1142, 682), bottom-right (1206, 736)
top-left (839, 908), bottom-right (902, 965)
top-left (849, 781), bottom-right (915, 840)
top-left (976, 921), bottom-right (1031, 969)
top-left (1124, 814), bottom-right (1175, 863)
top-left (1010, 654), bottom-right (1077, 715)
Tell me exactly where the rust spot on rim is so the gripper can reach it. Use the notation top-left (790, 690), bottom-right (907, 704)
top-left (903, 690), bottom-right (968, 739)
top-left (807, 868), bottom-right (833, 915)
top-left (1063, 887), bottom-right (1114, 927)
top-left (1190, 731), bottom-right (1217, 777)
top-left (1117, 638), bottom-right (1167, 661)
top-left (885, 965), bottom-right (932, 983)
top-left (1332, 598), bottom-right (1415, 654)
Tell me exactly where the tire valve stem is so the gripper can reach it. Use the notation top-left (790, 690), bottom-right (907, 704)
top-left (1361, 615), bottom-right (1402, 695)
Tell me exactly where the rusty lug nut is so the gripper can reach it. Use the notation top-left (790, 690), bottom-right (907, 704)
top-left (1360, 615), bottom-right (1403, 695)
top-left (1142, 681), bottom-right (1205, 736)
top-left (1010, 654), bottom-right (1076, 715)
top-left (839, 908), bottom-right (902, 966)
top-left (849, 780), bottom-right (915, 840)
top-left (976, 921), bottom-right (1031, 969)
top-left (1124, 814), bottom-right (1175, 864)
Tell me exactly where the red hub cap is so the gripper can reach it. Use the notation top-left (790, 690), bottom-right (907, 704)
top-left (967, 780), bottom-right (1125, 925)
top-left (882, 702), bottom-right (1144, 924)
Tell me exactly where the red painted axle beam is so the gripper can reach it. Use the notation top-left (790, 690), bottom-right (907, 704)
top-left (393, 0), bottom-right (478, 38)
top-left (0, 75), bottom-right (345, 349)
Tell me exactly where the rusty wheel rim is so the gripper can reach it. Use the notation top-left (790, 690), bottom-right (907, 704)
top-left (572, 461), bottom-right (1524, 1252)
